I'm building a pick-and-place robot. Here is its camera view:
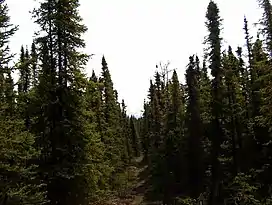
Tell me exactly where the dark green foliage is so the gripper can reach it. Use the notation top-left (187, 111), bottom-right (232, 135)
top-left (31, 42), bottom-right (38, 87)
top-left (130, 116), bottom-right (141, 157)
top-left (258, 0), bottom-right (272, 55)
top-left (3, 0), bottom-right (272, 205)
top-left (100, 57), bottom-right (126, 172)
top-left (0, 0), bottom-right (17, 114)
top-left (138, 1), bottom-right (272, 204)
top-left (32, 0), bottom-right (106, 204)
top-left (0, 1), bottom-right (46, 204)
top-left (163, 70), bottom-right (186, 202)
top-left (205, 2), bottom-right (224, 204)
top-left (222, 46), bottom-right (242, 175)
top-left (121, 99), bottom-right (133, 164)
top-left (141, 100), bottom-right (151, 163)
top-left (186, 56), bottom-right (205, 198)
top-left (0, 118), bottom-right (47, 205)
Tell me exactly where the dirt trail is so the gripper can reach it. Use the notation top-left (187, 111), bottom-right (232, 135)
top-left (130, 164), bottom-right (148, 205)
top-left (105, 156), bottom-right (150, 205)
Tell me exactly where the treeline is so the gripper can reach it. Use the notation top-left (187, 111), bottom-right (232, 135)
top-left (139, 0), bottom-right (272, 204)
top-left (0, 0), bottom-right (140, 204)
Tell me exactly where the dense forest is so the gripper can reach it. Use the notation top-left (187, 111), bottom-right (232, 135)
top-left (1, 0), bottom-right (272, 205)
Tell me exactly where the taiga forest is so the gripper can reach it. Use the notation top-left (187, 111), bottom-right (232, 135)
top-left (1, 0), bottom-right (272, 205)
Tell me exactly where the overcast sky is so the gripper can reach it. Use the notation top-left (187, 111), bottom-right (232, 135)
top-left (7, 0), bottom-right (262, 116)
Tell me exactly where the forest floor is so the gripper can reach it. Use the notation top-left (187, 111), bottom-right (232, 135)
top-left (96, 156), bottom-right (157, 205)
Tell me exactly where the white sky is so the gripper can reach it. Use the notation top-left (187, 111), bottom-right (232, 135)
top-left (7, 0), bottom-right (263, 116)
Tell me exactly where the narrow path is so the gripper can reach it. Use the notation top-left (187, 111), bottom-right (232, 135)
top-left (130, 164), bottom-right (148, 205)
top-left (129, 156), bottom-right (149, 205)
top-left (103, 156), bottom-right (150, 205)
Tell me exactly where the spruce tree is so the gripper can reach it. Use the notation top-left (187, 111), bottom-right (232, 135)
top-left (32, 0), bottom-right (97, 204)
top-left (91, 70), bottom-right (98, 82)
top-left (258, 0), bottom-right (272, 56)
top-left (84, 73), bottom-right (110, 199)
top-left (147, 72), bottom-right (167, 201)
top-left (31, 42), bottom-right (38, 87)
top-left (100, 56), bottom-right (122, 168)
top-left (199, 60), bottom-right (212, 153)
top-left (222, 46), bottom-right (243, 175)
top-left (152, 72), bottom-right (164, 150)
top-left (99, 56), bottom-right (131, 191)
top-left (17, 46), bottom-right (31, 130)
top-left (130, 116), bottom-right (141, 157)
top-left (205, 1), bottom-right (224, 204)
top-left (186, 56), bottom-right (204, 198)
top-left (244, 16), bottom-right (253, 69)
top-left (258, 0), bottom-right (272, 156)
top-left (255, 1), bottom-right (272, 193)
top-left (17, 46), bottom-right (25, 94)
top-left (162, 70), bottom-right (186, 204)
top-left (121, 99), bottom-right (132, 164)
top-left (250, 38), bottom-right (269, 157)
top-left (141, 100), bottom-right (151, 163)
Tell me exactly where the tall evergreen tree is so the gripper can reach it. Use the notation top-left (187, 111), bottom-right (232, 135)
top-left (186, 56), bottom-right (205, 198)
top-left (244, 16), bottom-right (253, 69)
top-left (32, 0), bottom-right (98, 204)
top-left (163, 70), bottom-right (186, 204)
top-left (17, 46), bottom-right (31, 129)
top-left (256, 0), bottom-right (272, 195)
top-left (222, 46), bottom-right (243, 175)
top-left (84, 72), bottom-right (110, 199)
top-left (100, 56), bottom-right (123, 170)
top-left (18, 46), bottom-right (25, 94)
top-left (205, 1), bottom-right (224, 204)
top-left (250, 38), bottom-right (270, 160)
top-left (141, 99), bottom-right (151, 163)
top-left (121, 99), bottom-right (132, 164)
top-left (31, 42), bottom-right (38, 87)
top-left (199, 60), bottom-right (212, 152)
top-left (258, 0), bottom-right (272, 56)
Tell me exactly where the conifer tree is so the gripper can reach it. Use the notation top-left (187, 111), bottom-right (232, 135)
top-left (100, 56), bottom-right (123, 170)
top-left (222, 46), bottom-right (243, 175)
top-left (199, 60), bottom-right (212, 148)
top-left (258, 0), bottom-right (272, 139)
top-left (258, 0), bottom-right (272, 56)
top-left (152, 72), bottom-right (164, 150)
top-left (18, 46), bottom-right (25, 94)
top-left (244, 16), bottom-right (253, 69)
top-left (205, 1), bottom-right (224, 204)
top-left (17, 46), bottom-right (32, 130)
top-left (147, 72), bottom-right (168, 201)
top-left (121, 99), bottom-right (132, 164)
top-left (84, 72), bottom-right (110, 199)
top-left (31, 42), bottom-right (38, 87)
top-left (236, 47), bottom-right (250, 120)
top-left (186, 56), bottom-right (205, 198)
top-left (141, 100), bottom-right (151, 163)
top-left (162, 70), bottom-right (186, 203)
top-left (255, 1), bottom-right (272, 193)
top-left (130, 116), bottom-right (141, 157)
top-left (99, 56), bottom-right (132, 191)
top-left (250, 38), bottom-right (269, 155)
top-left (32, 0), bottom-right (98, 204)
top-left (91, 70), bottom-right (98, 82)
